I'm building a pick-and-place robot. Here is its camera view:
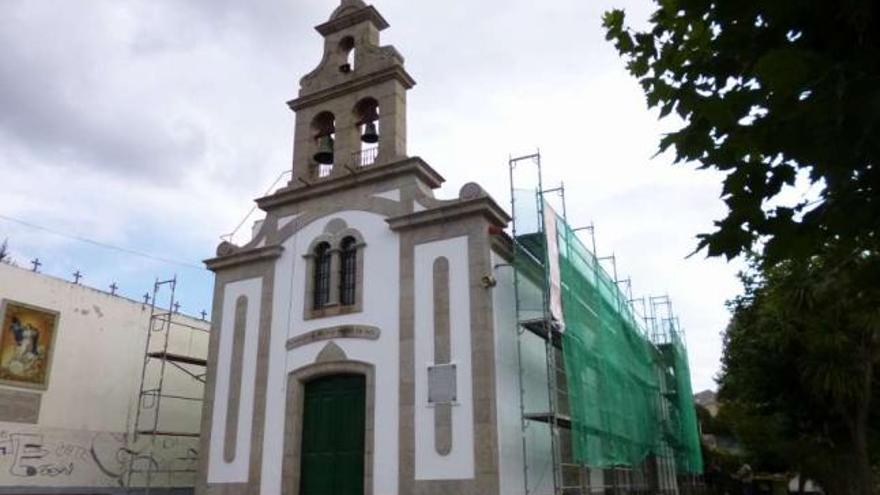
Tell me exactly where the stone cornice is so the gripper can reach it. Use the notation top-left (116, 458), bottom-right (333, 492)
top-left (289, 65), bottom-right (416, 111)
top-left (386, 196), bottom-right (511, 232)
top-left (256, 157), bottom-right (445, 211)
top-left (316, 5), bottom-right (389, 36)
top-left (489, 231), bottom-right (514, 262)
top-left (204, 245), bottom-right (284, 272)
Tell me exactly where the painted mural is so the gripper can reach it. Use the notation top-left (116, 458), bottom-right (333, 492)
top-left (0, 300), bottom-right (59, 389)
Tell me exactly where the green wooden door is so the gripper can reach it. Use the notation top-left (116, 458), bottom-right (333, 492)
top-left (300, 374), bottom-right (366, 495)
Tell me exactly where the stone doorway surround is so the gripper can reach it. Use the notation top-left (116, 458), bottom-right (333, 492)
top-left (282, 358), bottom-right (376, 495)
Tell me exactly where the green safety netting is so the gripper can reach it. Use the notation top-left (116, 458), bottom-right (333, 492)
top-left (522, 200), bottom-right (703, 474)
top-left (666, 332), bottom-right (704, 473)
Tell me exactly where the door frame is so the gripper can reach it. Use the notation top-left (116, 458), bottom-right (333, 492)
top-left (283, 360), bottom-right (375, 495)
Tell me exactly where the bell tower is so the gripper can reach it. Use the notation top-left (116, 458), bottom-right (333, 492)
top-left (288, 0), bottom-right (416, 186)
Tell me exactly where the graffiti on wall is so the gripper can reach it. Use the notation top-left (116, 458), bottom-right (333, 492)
top-left (0, 431), bottom-right (76, 479)
top-left (0, 428), bottom-right (198, 488)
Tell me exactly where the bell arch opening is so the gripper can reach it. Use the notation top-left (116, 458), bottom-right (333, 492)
top-left (338, 36), bottom-right (356, 73)
top-left (353, 97), bottom-right (379, 167)
top-left (311, 111), bottom-right (336, 178)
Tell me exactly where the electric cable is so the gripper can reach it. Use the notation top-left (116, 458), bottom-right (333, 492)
top-left (0, 213), bottom-right (207, 271)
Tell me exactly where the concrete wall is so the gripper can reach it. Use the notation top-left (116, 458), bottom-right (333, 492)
top-left (491, 252), bottom-right (554, 495)
top-left (0, 264), bottom-right (209, 491)
top-left (491, 254), bottom-right (525, 495)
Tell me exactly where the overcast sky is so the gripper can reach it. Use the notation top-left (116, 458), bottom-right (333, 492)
top-left (0, 0), bottom-right (743, 391)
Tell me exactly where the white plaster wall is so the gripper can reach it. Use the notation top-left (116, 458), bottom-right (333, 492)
top-left (489, 255), bottom-right (554, 495)
top-left (413, 236), bottom-right (474, 480)
top-left (260, 210), bottom-right (399, 495)
top-left (491, 254), bottom-right (525, 495)
top-left (0, 264), bottom-right (208, 489)
top-left (371, 188), bottom-right (400, 202)
top-left (207, 277), bottom-right (262, 483)
top-left (519, 283), bottom-right (555, 495)
top-left (277, 213), bottom-right (300, 231)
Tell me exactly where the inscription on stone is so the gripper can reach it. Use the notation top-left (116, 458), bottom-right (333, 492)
top-left (286, 325), bottom-right (381, 350)
top-left (0, 389), bottom-right (41, 424)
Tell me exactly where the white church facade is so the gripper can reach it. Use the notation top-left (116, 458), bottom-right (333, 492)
top-left (198, 2), bottom-right (691, 495)
top-left (198, 2), bottom-right (529, 494)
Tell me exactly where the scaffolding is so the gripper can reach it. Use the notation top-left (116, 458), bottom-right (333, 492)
top-left (508, 152), bottom-right (703, 495)
top-left (647, 296), bottom-right (704, 478)
top-left (127, 276), bottom-right (209, 493)
top-left (509, 152), bottom-right (569, 495)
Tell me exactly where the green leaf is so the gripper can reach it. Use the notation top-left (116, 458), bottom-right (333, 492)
top-left (753, 49), bottom-right (816, 95)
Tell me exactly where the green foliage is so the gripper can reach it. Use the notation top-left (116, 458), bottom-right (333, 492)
top-left (718, 251), bottom-right (880, 493)
top-left (604, 3), bottom-right (880, 490)
top-left (696, 404), bottom-right (731, 438)
top-left (603, 1), bottom-right (879, 262)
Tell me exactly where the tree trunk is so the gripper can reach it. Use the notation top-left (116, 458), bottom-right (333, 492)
top-left (849, 358), bottom-right (873, 495)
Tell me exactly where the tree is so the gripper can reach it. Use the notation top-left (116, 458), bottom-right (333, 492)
top-left (603, 3), bottom-right (880, 493)
top-left (0, 238), bottom-right (9, 264)
top-left (718, 253), bottom-right (879, 494)
top-left (603, 1), bottom-right (879, 263)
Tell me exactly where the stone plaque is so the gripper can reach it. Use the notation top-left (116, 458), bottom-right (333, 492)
top-left (0, 388), bottom-right (41, 423)
top-left (286, 325), bottom-right (380, 350)
top-left (428, 363), bottom-right (457, 404)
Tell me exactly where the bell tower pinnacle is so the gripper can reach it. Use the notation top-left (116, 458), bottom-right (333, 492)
top-left (288, 0), bottom-right (416, 186)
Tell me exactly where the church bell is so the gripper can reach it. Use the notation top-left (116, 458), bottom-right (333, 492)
top-left (360, 121), bottom-right (379, 144)
top-left (313, 135), bottom-right (334, 164)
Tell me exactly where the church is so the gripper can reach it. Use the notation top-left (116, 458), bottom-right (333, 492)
top-left (198, 2), bottom-right (702, 495)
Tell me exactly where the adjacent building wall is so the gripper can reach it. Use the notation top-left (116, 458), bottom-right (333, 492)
top-left (0, 264), bottom-right (209, 493)
top-left (491, 251), bottom-right (554, 495)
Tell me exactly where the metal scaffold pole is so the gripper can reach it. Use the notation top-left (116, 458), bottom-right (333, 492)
top-left (509, 152), bottom-right (534, 495)
top-left (509, 151), bottom-right (580, 495)
top-left (127, 276), bottom-right (209, 494)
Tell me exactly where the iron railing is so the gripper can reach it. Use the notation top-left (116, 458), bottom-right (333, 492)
top-left (317, 163), bottom-right (333, 178)
top-left (353, 146), bottom-right (379, 167)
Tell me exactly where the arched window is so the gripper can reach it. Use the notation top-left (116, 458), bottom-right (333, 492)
top-left (339, 36), bottom-right (356, 73)
top-left (339, 236), bottom-right (358, 305)
top-left (313, 242), bottom-right (332, 309)
top-left (303, 225), bottom-right (365, 320)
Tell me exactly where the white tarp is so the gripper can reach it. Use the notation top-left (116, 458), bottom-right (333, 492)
top-left (543, 202), bottom-right (565, 331)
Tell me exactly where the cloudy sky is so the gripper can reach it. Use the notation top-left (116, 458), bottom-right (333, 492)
top-left (0, 0), bottom-right (743, 391)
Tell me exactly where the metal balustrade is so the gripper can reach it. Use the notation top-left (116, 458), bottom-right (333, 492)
top-left (353, 146), bottom-right (379, 167)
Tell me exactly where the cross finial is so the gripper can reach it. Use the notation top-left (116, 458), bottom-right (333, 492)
top-left (200, 310), bottom-right (208, 321)
top-left (109, 283), bottom-right (118, 295)
top-left (173, 302), bottom-right (181, 314)
top-left (30, 258), bottom-right (41, 272)
top-left (72, 270), bottom-right (83, 284)
top-left (143, 293), bottom-right (151, 304)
